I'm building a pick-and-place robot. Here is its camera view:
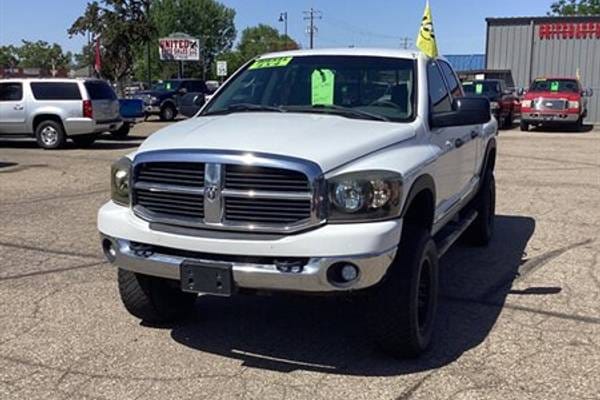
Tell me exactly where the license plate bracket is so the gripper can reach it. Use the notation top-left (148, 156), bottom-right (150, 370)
top-left (180, 261), bottom-right (234, 296)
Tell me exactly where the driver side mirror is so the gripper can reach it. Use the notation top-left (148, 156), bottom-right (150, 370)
top-left (430, 97), bottom-right (491, 128)
top-left (582, 88), bottom-right (593, 97)
top-left (178, 87), bottom-right (188, 95)
top-left (516, 88), bottom-right (526, 96)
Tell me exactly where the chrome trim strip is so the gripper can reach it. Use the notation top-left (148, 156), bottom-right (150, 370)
top-left (101, 235), bottom-right (397, 292)
top-left (134, 181), bottom-right (205, 195)
top-left (203, 163), bottom-right (224, 224)
top-left (222, 188), bottom-right (313, 200)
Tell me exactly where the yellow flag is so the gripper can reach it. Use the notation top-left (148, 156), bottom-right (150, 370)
top-left (416, 1), bottom-right (438, 58)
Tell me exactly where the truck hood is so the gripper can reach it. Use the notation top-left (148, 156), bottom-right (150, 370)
top-left (137, 112), bottom-right (416, 172)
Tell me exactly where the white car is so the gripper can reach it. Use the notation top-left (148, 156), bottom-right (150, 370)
top-left (98, 48), bottom-right (497, 357)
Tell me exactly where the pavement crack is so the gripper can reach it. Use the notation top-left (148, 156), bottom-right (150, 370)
top-left (0, 239), bottom-right (100, 260)
top-left (395, 372), bottom-right (434, 400)
top-left (0, 261), bottom-right (106, 282)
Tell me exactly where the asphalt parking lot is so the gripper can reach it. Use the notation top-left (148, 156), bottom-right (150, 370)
top-left (0, 121), bottom-right (599, 400)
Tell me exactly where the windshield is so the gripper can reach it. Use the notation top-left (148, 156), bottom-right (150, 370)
top-left (463, 81), bottom-right (501, 97)
top-left (202, 55), bottom-right (416, 122)
top-left (530, 79), bottom-right (579, 93)
top-left (151, 80), bottom-right (180, 92)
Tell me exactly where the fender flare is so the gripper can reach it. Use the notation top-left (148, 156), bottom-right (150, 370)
top-left (160, 99), bottom-right (177, 110)
top-left (400, 173), bottom-right (436, 219)
top-left (480, 137), bottom-right (497, 177)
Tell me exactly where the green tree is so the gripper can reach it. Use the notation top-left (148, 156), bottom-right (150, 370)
top-left (149, 0), bottom-right (237, 80)
top-left (219, 24), bottom-right (300, 75)
top-left (549, 0), bottom-right (600, 15)
top-left (68, 0), bottom-right (154, 92)
top-left (0, 45), bottom-right (19, 68)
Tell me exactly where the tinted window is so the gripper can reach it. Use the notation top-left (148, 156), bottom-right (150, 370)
top-left (0, 83), bottom-right (23, 101)
top-left (84, 81), bottom-right (117, 100)
top-left (427, 63), bottom-right (452, 113)
top-left (463, 80), bottom-right (501, 96)
top-left (185, 81), bottom-right (207, 93)
top-left (530, 79), bottom-right (579, 93)
top-left (439, 61), bottom-right (462, 97)
top-left (204, 56), bottom-right (416, 122)
top-left (31, 82), bottom-right (81, 100)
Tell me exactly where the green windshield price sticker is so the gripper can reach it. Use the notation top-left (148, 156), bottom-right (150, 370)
top-left (475, 83), bottom-right (483, 94)
top-left (249, 57), bottom-right (293, 70)
top-left (550, 81), bottom-right (559, 92)
top-left (165, 82), bottom-right (171, 90)
top-left (311, 69), bottom-right (335, 105)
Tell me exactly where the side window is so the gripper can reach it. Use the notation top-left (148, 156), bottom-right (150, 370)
top-left (439, 61), bottom-right (462, 98)
top-left (31, 82), bottom-right (81, 100)
top-left (427, 63), bottom-right (452, 114)
top-left (0, 83), bottom-right (23, 101)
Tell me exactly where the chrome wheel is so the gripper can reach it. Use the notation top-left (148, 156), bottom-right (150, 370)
top-left (40, 126), bottom-right (59, 146)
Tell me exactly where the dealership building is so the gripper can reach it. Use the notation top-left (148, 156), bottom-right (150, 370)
top-left (485, 16), bottom-right (600, 124)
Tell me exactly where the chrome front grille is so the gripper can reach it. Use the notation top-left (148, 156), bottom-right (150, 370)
top-left (131, 152), bottom-right (323, 234)
top-left (534, 98), bottom-right (567, 111)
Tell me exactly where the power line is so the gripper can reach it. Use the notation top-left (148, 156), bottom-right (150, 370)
top-left (399, 37), bottom-right (413, 49)
top-left (303, 8), bottom-right (322, 49)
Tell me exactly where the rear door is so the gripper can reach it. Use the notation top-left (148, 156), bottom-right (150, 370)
top-left (0, 82), bottom-right (27, 134)
top-left (84, 80), bottom-right (119, 122)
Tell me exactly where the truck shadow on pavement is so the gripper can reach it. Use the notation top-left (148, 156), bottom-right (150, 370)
top-left (0, 137), bottom-right (143, 150)
top-left (170, 215), bottom-right (536, 376)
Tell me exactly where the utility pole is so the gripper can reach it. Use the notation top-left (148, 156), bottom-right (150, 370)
top-left (279, 12), bottom-right (288, 49)
top-left (399, 37), bottom-right (413, 49)
top-left (303, 8), bottom-right (322, 49)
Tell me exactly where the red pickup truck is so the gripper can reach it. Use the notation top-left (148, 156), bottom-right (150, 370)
top-left (520, 77), bottom-right (593, 132)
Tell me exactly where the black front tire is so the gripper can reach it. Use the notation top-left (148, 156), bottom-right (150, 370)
top-left (520, 120), bottom-right (529, 132)
top-left (118, 269), bottom-right (197, 323)
top-left (35, 120), bottom-right (66, 149)
top-left (159, 104), bottom-right (177, 121)
top-left (465, 170), bottom-right (496, 246)
top-left (71, 134), bottom-right (97, 148)
top-left (367, 226), bottom-right (439, 358)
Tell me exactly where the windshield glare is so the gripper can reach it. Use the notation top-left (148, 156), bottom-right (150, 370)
top-left (203, 55), bottom-right (416, 122)
top-left (530, 79), bottom-right (579, 93)
top-left (151, 81), bottom-right (179, 92)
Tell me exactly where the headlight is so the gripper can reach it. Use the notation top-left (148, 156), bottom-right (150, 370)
top-left (521, 100), bottom-right (532, 108)
top-left (490, 101), bottom-right (500, 110)
top-left (328, 170), bottom-right (402, 222)
top-left (111, 157), bottom-right (131, 206)
top-left (568, 101), bottom-right (580, 109)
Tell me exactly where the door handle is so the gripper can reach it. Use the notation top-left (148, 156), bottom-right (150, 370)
top-left (455, 138), bottom-right (464, 148)
top-left (13, 105), bottom-right (24, 111)
top-left (470, 130), bottom-right (479, 139)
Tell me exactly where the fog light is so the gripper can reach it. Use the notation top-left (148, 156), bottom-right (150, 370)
top-left (341, 264), bottom-right (359, 282)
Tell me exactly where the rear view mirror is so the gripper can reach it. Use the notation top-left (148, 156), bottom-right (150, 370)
top-left (516, 88), bottom-right (526, 96)
top-left (430, 97), bottom-right (491, 128)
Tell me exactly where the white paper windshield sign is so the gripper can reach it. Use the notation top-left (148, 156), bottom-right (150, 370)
top-left (311, 69), bottom-right (335, 105)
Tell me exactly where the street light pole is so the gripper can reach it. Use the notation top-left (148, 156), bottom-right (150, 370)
top-left (279, 12), bottom-right (288, 49)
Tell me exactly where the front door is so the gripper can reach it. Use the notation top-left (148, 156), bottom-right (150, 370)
top-left (0, 82), bottom-right (27, 134)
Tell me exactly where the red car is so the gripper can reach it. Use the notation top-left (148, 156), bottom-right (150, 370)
top-left (520, 77), bottom-right (593, 132)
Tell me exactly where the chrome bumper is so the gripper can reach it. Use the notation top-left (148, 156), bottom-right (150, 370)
top-left (100, 235), bottom-right (397, 293)
top-left (522, 112), bottom-right (579, 123)
top-left (144, 105), bottom-right (161, 113)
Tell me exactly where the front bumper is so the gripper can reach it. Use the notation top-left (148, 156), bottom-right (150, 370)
top-left (98, 201), bottom-right (402, 292)
top-left (521, 111), bottom-right (580, 124)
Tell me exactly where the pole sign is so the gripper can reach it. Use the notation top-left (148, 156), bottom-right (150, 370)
top-left (159, 37), bottom-right (200, 61)
top-left (539, 22), bottom-right (600, 40)
top-left (216, 61), bottom-right (228, 77)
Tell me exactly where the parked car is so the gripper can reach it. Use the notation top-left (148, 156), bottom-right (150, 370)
top-left (463, 79), bottom-right (520, 129)
top-left (111, 98), bottom-right (145, 139)
top-left (0, 78), bottom-right (121, 149)
top-left (98, 49), bottom-right (497, 357)
top-left (133, 79), bottom-right (208, 121)
top-left (519, 77), bottom-right (593, 131)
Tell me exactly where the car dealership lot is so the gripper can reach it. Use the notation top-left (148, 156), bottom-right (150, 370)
top-left (0, 123), bottom-right (599, 400)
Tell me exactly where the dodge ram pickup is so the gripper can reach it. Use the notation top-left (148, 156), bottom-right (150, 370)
top-left (98, 49), bottom-right (497, 357)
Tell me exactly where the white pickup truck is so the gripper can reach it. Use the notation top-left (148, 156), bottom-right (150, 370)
top-left (98, 48), bottom-right (497, 357)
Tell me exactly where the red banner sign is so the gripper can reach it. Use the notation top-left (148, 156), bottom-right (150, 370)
top-left (539, 22), bottom-right (600, 40)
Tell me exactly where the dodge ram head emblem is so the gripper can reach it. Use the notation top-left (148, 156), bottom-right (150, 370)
top-left (205, 185), bottom-right (218, 202)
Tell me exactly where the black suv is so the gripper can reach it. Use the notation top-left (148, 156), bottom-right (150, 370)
top-left (134, 79), bottom-right (207, 121)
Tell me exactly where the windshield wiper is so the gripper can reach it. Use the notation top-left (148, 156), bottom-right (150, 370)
top-left (284, 104), bottom-right (389, 122)
top-left (203, 103), bottom-right (285, 116)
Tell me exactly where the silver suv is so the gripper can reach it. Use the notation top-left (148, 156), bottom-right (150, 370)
top-left (0, 78), bottom-right (122, 149)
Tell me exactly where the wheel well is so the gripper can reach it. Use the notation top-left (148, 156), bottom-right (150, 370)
top-left (33, 114), bottom-right (63, 132)
top-left (403, 189), bottom-right (435, 233)
top-left (486, 147), bottom-right (496, 173)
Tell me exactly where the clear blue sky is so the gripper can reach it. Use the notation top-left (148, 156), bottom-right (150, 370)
top-left (0, 0), bottom-right (554, 55)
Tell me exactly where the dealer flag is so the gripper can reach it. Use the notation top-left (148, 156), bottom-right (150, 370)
top-left (416, 1), bottom-right (438, 58)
